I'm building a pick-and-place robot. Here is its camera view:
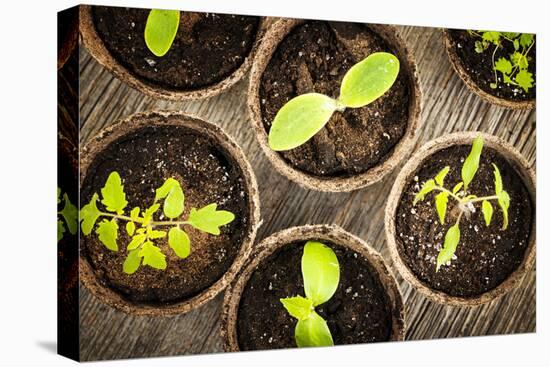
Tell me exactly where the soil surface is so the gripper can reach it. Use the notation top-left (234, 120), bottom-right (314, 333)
top-left (395, 145), bottom-right (533, 297)
top-left (447, 30), bottom-right (536, 101)
top-left (260, 21), bottom-right (410, 177)
top-left (237, 241), bottom-right (393, 350)
top-left (92, 6), bottom-right (260, 90)
top-left (81, 123), bottom-right (250, 304)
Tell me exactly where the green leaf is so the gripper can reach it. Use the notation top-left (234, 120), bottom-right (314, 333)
top-left (339, 52), bottom-right (400, 108)
top-left (436, 222), bottom-right (461, 272)
top-left (295, 311), bottom-right (334, 348)
top-left (302, 241), bottom-right (340, 306)
top-left (461, 136), bottom-right (484, 190)
top-left (80, 193), bottom-right (102, 235)
top-left (130, 207), bottom-right (141, 221)
top-left (474, 40), bottom-right (485, 53)
top-left (155, 178), bottom-right (185, 219)
top-left (510, 52), bottom-right (528, 70)
top-left (57, 187), bottom-right (61, 204)
top-left (413, 179), bottom-right (436, 205)
top-left (168, 227), bottom-right (191, 259)
top-left (519, 33), bottom-right (534, 48)
top-left (96, 219), bottom-right (119, 251)
top-left (148, 229), bottom-right (167, 239)
top-left (144, 9), bottom-right (180, 57)
top-left (497, 190), bottom-right (510, 230)
top-left (513, 39), bottom-right (519, 50)
top-left (482, 31), bottom-right (501, 44)
top-left (100, 172), bottom-right (128, 214)
top-left (494, 57), bottom-right (512, 74)
top-left (482, 200), bottom-right (493, 226)
top-left (127, 233), bottom-right (147, 251)
top-left (515, 69), bottom-right (534, 93)
top-left (60, 193), bottom-right (78, 235)
top-left (280, 296), bottom-right (313, 321)
top-left (452, 182), bottom-right (464, 194)
top-left (492, 163), bottom-right (503, 194)
top-left (503, 32), bottom-right (520, 39)
top-left (435, 166), bottom-right (450, 186)
top-left (435, 192), bottom-right (449, 224)
top-left (126, 221), bottom-right (136, 236)
top-left (123, 249), bottom-right (142, 275)
top-left (142, 203), bottom-right (161, 223)
top-left (268, 93), bottom-right (338, 151)
top-left (188, 203), bottom-right (235, 235)
top-left (139, 241), bottom-right (167, 270)
top-left (57, 220), bottom-right (65, 242)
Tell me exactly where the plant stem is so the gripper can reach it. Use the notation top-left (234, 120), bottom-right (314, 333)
top-left (467, 195), bottom-right (499, 204)
top-left (433, 186), bottom-right (461, 202)
top-left (98, 211), bottom-right (190, 227)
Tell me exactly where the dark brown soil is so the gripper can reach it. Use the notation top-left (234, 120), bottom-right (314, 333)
top-left (395, 145), bottom-right (533, 297)
top-left (237, 241), bottom-right (393, 350)
top-left (447, 30), bottom-right (536, 101)
top-left (260, 21), bottom-right (410, 177)
top-left (92, 6), bottom-right (260, 90)
top-left (81, 123), bottom-right (250, 304)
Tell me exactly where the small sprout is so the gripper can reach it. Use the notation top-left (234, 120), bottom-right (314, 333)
top-left (268, 52), bottom-right (399, 151)
top-left (413, 136), bottom-right (511, 271)
top-left (144, 9), bottom-right (181, 57)
top-left (280, 241), bottom-right (340, 348)
top-left (57, 188), bottom-right (78, 242)
top-left (466, 30), bottom-right (535, 93)
top-left (80, 171), bottom-right (236, 274)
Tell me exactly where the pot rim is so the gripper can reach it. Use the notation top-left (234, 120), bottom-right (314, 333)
top-left (221, 224), bottom-right (405, 351)
top-left (247, 18), bottom-right (422, 192)
top-left (79, 5), bottom-right (271, 101)
top-left (79, 110), bottom-right (261, 316)
top-left (385, 131), bottom-right (536, 306)
top-left (442, 29), bottom-right (535, 110)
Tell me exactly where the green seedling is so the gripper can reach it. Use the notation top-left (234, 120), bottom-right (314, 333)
top-left (80, 171), bottom-right (235, 274)
top-left (268, 52), bottom-right (400, 151)
top-left (280, 241), bottom-right (340, 348)
top-left (144, 9), bottom-right (181, 57)
top-left (58, 187), bottom-right (78, 242)
top-left (414, 136), bottom-right (511, 271)
top-left (467, 30), bottom-right (535, 93)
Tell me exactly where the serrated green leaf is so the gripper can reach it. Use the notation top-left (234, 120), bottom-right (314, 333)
top-left (503, 32), bottom-right (520, 39)
top-left (268, 93), bottom-right (338, 151)
top-left (168, 226), bottom-right (191, 259)
top-left (497, 190), bottom-right (510, 230)
top-left (492, 163), bottom-right (503, 194)
top-left (339, 52), bottom-right (400, 108)
top-left (435, 166), bottom-right (450, 186)
top-left (80, 193), bottom-right (102, 235)
top-left (295, 311), bottom-right (333, 348)
top-left (123, 249), bottom-right (142, 274)
top-left (510, 52), bottom-right (528, 70)
top-left (302, 241), bottom-right (340, 306)
top-left (482, 200), bottom-right (493, 226)
top-left (126, 221), bottom-right (136, 236)
top-left (96, 219), bottom-right (119, 251)
top-left (413, 179), bottom-right (436, 205)
top-left (280, 296), bottom-right (313, 321)
top-left (436, 222), bottom-right (461, 272)
top-left (139, 241), bottom-right (167, 270)
top-left (127, 233), bottom-right (147, 251)
top-left (513, 39), bottom-right (519, 50)
top-left (144, 9), bottom-right (180, 57)
top-left (474, 40), bottom-right (485, 53)
top-left (58, 220), bottom-right (65, 242)
top-left (155, 178), bottom-right (185, 219)
top-left (482, 31), bottom-right (501, 44)
top-left (142, 203), bottom-right (161, 223)
top-left (519, 33), bottom-right (534, 48)
top-left (515, 69), bottom-right (534, 92)
top-left (452, 182), bottom-right (464, 194)
top-left (494, 57), bottom-right (513, 74)
top-left (149, 229), bottom-right (167, 239)
top-left (100, 172), bottom-right (128, 214)
top-left (435, 192), bottom-right (449, 224)
top-left (188, 203), bottom-right (235, 235)
top-left (462, 136), bottom-right (484, 190)
top-left (130, 207), bottom-right (140, 221)
top-left (60, 193), bottom-right (78, 235)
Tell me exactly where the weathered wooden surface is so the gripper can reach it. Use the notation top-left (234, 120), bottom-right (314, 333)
top-left (78, 25), bottom-right (536, 361)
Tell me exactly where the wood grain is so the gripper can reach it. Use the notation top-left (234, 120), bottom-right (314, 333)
top-left (78, 25), bottom-right (536, 361)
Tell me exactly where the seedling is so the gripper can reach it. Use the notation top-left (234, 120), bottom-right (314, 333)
top-left (414, 137), bottom-right (511, 271)
top-left (280, 241), bottom-right (340, 348)
top-left (144, 9), bottom-right (181, 57)
top-left (467, 30), bottom-right (535, 93)
top-left (268, 52), bottom-right (400, 151)
top-left (57, 187), bottom-right (77, 242)
top-left (80, 171), bottom-right (235, 274)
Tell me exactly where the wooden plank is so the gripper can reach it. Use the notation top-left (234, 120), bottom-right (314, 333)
top-left (77, 25), bottom-right (536, 361)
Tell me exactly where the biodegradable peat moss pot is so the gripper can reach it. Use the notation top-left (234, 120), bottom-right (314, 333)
top-left (248, 19), bottom-right (421, 192)
top-left (80, 5), bottom-right (270, 100)
top-left (443, 29), bottom-right (536, 109)
top-left (385, 132), bottom-right (535, 306)
top-left (222, 225), bottom-right (405, 351)
top-left (79, 111), bottom-right (260, 315)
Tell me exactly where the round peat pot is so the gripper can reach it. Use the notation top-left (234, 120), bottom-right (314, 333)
top-left (443, 30), bottom-right (536, 110)
top-left (80, 5), bottom-right (271, 100)
top-left (248, 19), bottom-right (421, 192)
top-left (58, 6), bottom-right (79, 70)
top-left (221, 225), bottom-right (405, 351)
top-left (385, 132), bottom-right (535, 306)
top-left (80, 111), bottom-right (260, 316)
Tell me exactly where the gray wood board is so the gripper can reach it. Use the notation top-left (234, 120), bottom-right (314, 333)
top-left (78, 25), bottom-right (536, 361)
